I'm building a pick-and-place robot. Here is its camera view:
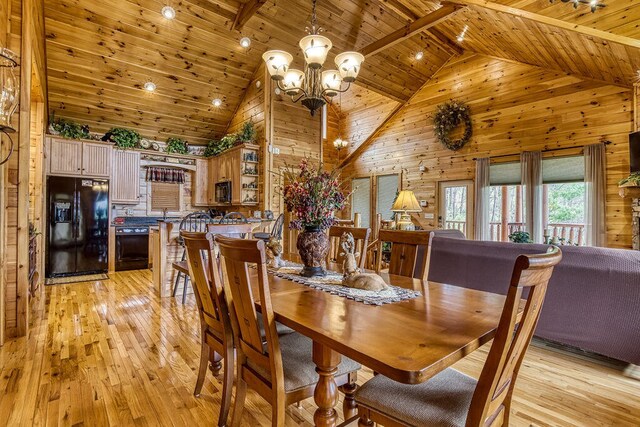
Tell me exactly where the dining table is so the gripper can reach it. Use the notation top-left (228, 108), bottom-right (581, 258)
top-left (248, 263), bottom-right (513, 427)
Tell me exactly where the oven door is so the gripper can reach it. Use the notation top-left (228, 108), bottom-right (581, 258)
top-left (115, 232), bottom-right (150, 271)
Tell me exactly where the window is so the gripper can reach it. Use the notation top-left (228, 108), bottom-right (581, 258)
top-left (376, 175), bottom-right (399, 221)
top-left (487, 156), bottom-right (586, 245)
top-left (351, 177), bottom-right (371, 228)
top-left (149, 182), bottom-right (182, 214)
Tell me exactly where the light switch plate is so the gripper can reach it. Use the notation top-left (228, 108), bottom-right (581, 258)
top-left (424, 213), bottom-right (434, 219)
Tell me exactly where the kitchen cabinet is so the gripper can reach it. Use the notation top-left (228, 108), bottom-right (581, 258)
top-left (82, 142), bottom-right (112, 177)
top-left (48, 137), bottom-right (111, 177)
top-left (207, 157), bottom-right (218, 205)
top-left (49, 138), bottom-right (83, 175)
top-left (192, 159), bottom-right (209, 206)
top-left (111, 150), bottom-right (141, 204)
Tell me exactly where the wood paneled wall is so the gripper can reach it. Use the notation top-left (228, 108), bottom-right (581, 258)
top-left (342, 53), bottom-right (634, 249)
top-left (2, 0), bottom-right (48, 341)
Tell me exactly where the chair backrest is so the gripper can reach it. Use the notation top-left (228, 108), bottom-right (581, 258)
top-left (221, 211), bottom-right (248, 224)
top-left (467, 247), bottom-right (562, 427)
top-left (181, 231), bottom-right (232, 340)
top-left (377, 229), bottom-right (432, 280)
top-left (215, 236), bottom-right (285, 393)
top-left (328, 225), bottom-right (371, 270)
top-left (207, 222), bottom-right (254, 239)
top-left (179, 211), bottom-right (214, 232)
top-left (270, 213), bottom-right (285, 239)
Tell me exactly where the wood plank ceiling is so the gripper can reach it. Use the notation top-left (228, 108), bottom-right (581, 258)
top-left (44, 0), bottom-right (640, 145)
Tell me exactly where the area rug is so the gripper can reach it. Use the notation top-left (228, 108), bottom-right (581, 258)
top-left (268, 264), bottom-right (421, 306)
top-left (46, 273), bottom-right (109, 285)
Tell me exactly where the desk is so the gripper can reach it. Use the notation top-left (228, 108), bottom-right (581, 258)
top-left (249, 268), bottom-right (508, 426)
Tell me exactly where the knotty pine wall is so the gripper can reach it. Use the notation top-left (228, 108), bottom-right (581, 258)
top-left (3, 0), bottom-right (48, 341)
top-left (342, 53), bottom-right (634, 249)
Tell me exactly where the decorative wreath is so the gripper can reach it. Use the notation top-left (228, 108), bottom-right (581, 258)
top-left (433, 101), bottom-right (472, 151)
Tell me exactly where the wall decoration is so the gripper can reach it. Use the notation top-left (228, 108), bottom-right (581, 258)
top-left (433, 100), bottom-right (472, 151)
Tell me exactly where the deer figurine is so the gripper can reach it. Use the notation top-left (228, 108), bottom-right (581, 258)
top-left (340, 232), bottom-right (389, 292)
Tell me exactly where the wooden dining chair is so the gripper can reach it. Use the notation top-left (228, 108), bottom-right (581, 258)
top-left (356, 247), bottom-right (563, 427)
top-left (173, 211), bottom-right (214, 303)
top-left (214, 236), bottom-right (361, 427)
top-left (328, 225), bottom-right (371, 270)
top-left (376, 229), bottom-right (432, 280)
top-left (207, 222), bottom-right (254, 239)
top-left (181, 231), bottom-right (234, 427)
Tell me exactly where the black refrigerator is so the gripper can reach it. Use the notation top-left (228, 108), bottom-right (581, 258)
top-left (46, 176), bottom-right (109, 278)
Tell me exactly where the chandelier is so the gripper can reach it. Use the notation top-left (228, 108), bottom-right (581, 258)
top-left (262, 0), bottom-right (364, 116)
top-left (549, 0), bottom-right (605, 13)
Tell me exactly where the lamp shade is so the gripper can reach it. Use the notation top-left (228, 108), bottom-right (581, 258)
top-left (391, 190), bottom-right (422, 212)
top-left (334, 52), bottom-right (364, 82)
top-left (283, 69), bottom-right (305, 95)
top-left (0, 48), bottom-right (19, 132)
top-left (262, 50), bottom-right (293, 81)
top-left (321, 70), bottom-right (342, 97)
top-left (333, 138), bottom-right (348, 150)
top-left (299, 34), bottom-right (332, 69)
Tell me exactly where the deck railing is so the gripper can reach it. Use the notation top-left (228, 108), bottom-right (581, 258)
top-left (489, 222), bottom-right (585, 246)
top-left (443, 220), bottom-right (466, 235)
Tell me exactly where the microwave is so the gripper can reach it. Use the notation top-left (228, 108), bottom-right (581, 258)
top-left (215, 181), bottom-right (232, 204)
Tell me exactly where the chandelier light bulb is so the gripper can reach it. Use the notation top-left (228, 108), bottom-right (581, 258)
top-left (262, 50), bottom-right (293, 81)
top-left (283, 69), bottom-right (305, 95)
top-left (161, 6), bottom-right (176, 20)
top-left (334, 52), bottom-right (365, 83)
top-left (212, 98), bottom-right (222, 108)
top-left (143, 81), bottom-right (156, 92)
top-left (299, 34), bottom-right (333, 69)
top-left (333, 138), bottom-right (348, 150)
top-left (321, 70), bottom-right (342, 97)
top-left (415, 51), bottom-right (424, 61)
top-left (240, 37), bottom-right (251, 48)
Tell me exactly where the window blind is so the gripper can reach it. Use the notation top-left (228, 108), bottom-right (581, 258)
top-left (151, 182), bottom-right (181, 211)
top-left (351, 178), bottom-right (371, 228)
top-left (376, 174), bottom-right (398, 221)
top-left (490, 162), bottom-right (521, 186)
top-left (542, 156), bottom-right (584, 183)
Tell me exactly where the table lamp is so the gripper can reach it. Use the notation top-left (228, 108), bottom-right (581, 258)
top-left (391, 190), bottom-right (422, 230)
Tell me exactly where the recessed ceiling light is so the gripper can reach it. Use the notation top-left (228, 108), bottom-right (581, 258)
top-left (414, 51), bottom-right (424, 61)
top-left (212, 98), bottom-right (222, 107)
top-left (240, 37), bottom-right (251, 48)
top-left (161, 6), bottom-right (176, 20)
top-left (457, 25), bottom-right (469, 43)
top-left (143, 81), bottom-right (157, 92)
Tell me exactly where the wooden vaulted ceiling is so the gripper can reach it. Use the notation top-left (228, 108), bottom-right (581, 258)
top-left (45, 0), bottom-right (640, 145)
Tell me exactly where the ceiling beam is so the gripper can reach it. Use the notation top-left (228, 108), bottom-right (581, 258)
top-left (383, 0), bottom-right (464, 55)
top-left (449, 0), bottom-right (640, 49)
top-left (231, 0), bottom-right (267, 31)
top-left (359, 2), bottom-right (464, 58)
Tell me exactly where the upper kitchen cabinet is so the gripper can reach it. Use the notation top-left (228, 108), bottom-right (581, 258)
top-left (47, 137), bottom-right (111, 177)
top-left (111, 150), bottom-right (141, 204)
top-left (192, 159), bottom-right (209, 207)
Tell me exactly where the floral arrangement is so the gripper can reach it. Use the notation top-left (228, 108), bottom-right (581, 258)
top-left (281, 159), bottom-right (347, 230)
top-left (433, 100), bottom-right (472, 151)
top-left (165, 137), bottom-right (189, 154)
top-left (509, 231), bottom-right (532, 244)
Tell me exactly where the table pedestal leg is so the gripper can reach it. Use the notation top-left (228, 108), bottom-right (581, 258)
top-left (312, 341), bottom-right (340, 427)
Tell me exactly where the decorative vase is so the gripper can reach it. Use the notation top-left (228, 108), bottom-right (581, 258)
top-left (296, 225), bottom-right (329, 277)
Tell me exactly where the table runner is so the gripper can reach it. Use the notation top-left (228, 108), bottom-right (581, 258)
top-left (267, 264), bottom-right (421, 306)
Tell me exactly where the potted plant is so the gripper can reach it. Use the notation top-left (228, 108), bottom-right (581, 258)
top-left (165, 137), bottom-right (189, 154)
top-left (204, 133), bottom-right (238, 157)
top-left (508, 231), bottom-right (533, 243)
top-left (282, 158), bottom-right (347, 277)
top-left (49, 117), bottom-right (90, 140)
top-left (105, 127), bottom-right (141, 149)
top-left (239, 121), bottom-right (256, 143)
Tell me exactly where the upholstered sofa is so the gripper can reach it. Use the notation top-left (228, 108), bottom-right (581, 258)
top-left (427, 237), bottom-right (640, 365)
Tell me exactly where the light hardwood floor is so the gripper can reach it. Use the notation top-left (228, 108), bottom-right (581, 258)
top-left (1, 270), bottom-right (639, 426)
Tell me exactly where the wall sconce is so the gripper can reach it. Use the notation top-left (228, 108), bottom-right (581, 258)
top-left (0, 48), bottom-right (19, 166)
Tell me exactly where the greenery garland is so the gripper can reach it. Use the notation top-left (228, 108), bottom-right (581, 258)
top-left (433, 100), bottom-right (472, 151)
top-left (107, 127), bottom-right (141, 149)
top-left (50, 118), bottom-right (90, 140)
